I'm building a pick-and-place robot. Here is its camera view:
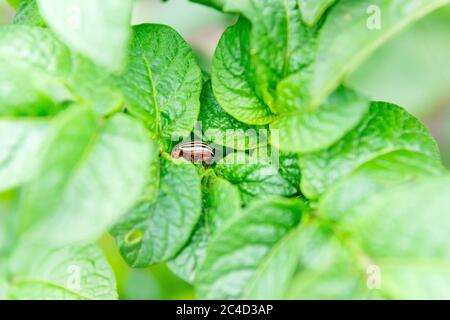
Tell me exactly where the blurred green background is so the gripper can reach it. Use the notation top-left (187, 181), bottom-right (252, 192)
top-left (1, 0), bottom-right (449, 299)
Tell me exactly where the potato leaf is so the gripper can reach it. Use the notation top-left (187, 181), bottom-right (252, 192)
top-left (118, 24), bottom-right (202, 142)
top-left (0, 119), bottom-right (50, 192)
top-left (300, 102), bottom-right (441, 199)
top-left (309, 0), bottom-right (450, 107)
top-left (7, 243), bottom-right (117, 300)
top-left (195, 197), bottom-right (305, 299)
top-left (199, 81), bottom-right (266, 150)
top-left (16, 106), bottom-right (155, 246)
top-left (298, 0), bottom-right (336, 26)
top-left (13, 0), bottom-right (45, 26)
top-left (271, 86), bottom-right (369, 153)
top-left (112, 158), bottom-right (202, 267)
top-left (0, 25), bottom-right (123, 115)
top-left (338, 178), bottom-right (450, 299)
top-left (214, 152), bottom-right (301, 204)
top-left (168, 175), bottom-right (242, 283)
top-left (37, 0), bottom-right (133, 72)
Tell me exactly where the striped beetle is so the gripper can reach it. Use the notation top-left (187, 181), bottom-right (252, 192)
top-left (171, 141), bottom-right (215, 165)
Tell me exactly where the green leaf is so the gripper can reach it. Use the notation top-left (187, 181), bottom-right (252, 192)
top-left (199, 81), bottom-right (266, 150)
top-left (118, 24), bottom-right (202, 141)
top-left (320, 150), bottom-right (448, 222)
top-left (0, 25), bottom-right (123, 115)
top-left (14, 0), bottom-right (45, 26)
top-left (0, 262), bottom-right (7, 299)
top-left (300, 102), bottom-right (441, 199)
top-left (212, 19), bottom-right (274, 125)
top-left (195, 197), bottom-right (305, 299)
top-left (0, 62), bottom-right (70, 117)
top-left (16, 106), bottom-right (155, 245)
top-left (0, 119), bottom-right (50, 192)
top-left (37, 0), bottom-right (133, 72)
top-left (298, 0), bottom-right (336, 26)
top-left (309, 0), bottom-right (450, 107)
top-left (337, 177), bottom-right (450, 299)
top-left (285, 221), bottom-right (381, 299)
top-left (214, 152), bottom-right (301, 204)
top-left (271, 86), bottom-right (369, 153)
top-left (190, 0), bottom-right (228, 10)
top-left (348, 6), bottom-right (450, 117)
top-left (8, 243), bottom-right (117, 300)
top-left (225, 0), bottom-right (317, 108)
top-left (112, 158), bottom-right (202, 267)
top-left (168, 175), bottom-right (242, 283)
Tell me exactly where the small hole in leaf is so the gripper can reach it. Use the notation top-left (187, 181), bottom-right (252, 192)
top-left (125, 230), bottom-right (143, 245)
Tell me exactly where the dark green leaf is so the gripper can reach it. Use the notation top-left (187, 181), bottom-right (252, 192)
top-left (214, 152), bottom-right (301, 204)
top-left (212, 19), bottom-right (274, 125)
top-left (112, 158), bottom-right (202, 267)
top-left (118, 24), bottom-right (202, 142)
top-left (168, 175), bottom-right (241, 282)
top-left (14, 0), bottom-right (45, 26)
top-left (225, 0), bottom-right (317, 108)
top-left (199, 81), bottom-right (266, 150)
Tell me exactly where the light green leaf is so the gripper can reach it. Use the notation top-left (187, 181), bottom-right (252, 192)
top-left (298, 0), bottom-right (336, 26)
top-left (0, 262), bottom-right (7, 299)
top-left (0, 119), bottom-right (50, 192)
top-left (14, 0), bottom-right (45, 26)
top-left (320, 150), bottom-right (448, 222)
top-left (0, 25), bottom-right (123, 115)
top-left (112, 158), bottom-right (202, 267)
top-left (212, 19), bottom-right (274, 125)
top-left (168, 175), bottom-right (242, 283)
top-left (16, 106), bottom-right (155, 245)
top-left (199, 81), bottom-right (266, 150)
top-left (118, 24), bottom-right (202, 141)
top-left (0, 62), bottom-right (69, 117)
top-left (271, 86), bottom-right (369, 153)
top-left (348, 6), bottom-right (450, 117)
top-left (300, 102), bottom-right (441, 199)
top-left (309, 0), bottom-right (450, 107)
top-left (214, 152), bottom-right (301, 204)
top-left (339, 177), bottom-right (450, 299)
top-left (8, 243), bottom-right (117, 300)
top-left (37, 0), bottom-right (133, 72)
top-left (195, 197), bottom-right (305, 299)
top-left (285, 221), bottom-right (381, 299)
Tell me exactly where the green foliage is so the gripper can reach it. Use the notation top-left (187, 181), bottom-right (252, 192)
top-left (7, 243), bottom-right (117, 299)
top-left (117, 24), bottom-right (202, 142)
top-left (1, 0), bottom-right (450, 300)
top-left (112, 158), bottom-right (202, 267)
top-left (196, 197), bottom-right (306, 299)
top-left (37, 0), bottom-right (134, 72)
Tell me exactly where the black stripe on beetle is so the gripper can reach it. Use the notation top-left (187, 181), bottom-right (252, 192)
top-left (171, 141), bottom-right (215, 164)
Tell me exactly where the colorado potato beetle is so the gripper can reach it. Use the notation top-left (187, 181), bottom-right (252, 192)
top-left (171, 141), bottom-right (215, 164)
